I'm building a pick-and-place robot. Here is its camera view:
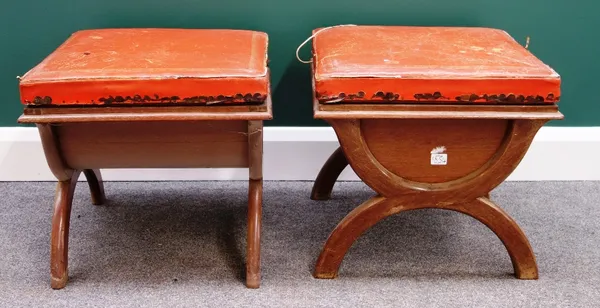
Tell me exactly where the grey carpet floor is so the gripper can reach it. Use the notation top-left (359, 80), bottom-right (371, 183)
top-left (0, 181), bottom-right (598, 307)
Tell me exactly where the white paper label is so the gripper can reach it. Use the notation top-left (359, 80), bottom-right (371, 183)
top-left (431, 153), bottom-right (448, 165)
top-left (430, 146), bottom-right (448, 165)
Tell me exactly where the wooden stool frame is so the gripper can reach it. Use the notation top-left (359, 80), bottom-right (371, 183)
top-left (310, 97), bottom-right (563, 280)
top-left (18, 98), bottom-right (272, 289)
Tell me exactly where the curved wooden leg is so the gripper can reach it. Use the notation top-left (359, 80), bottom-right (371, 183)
top-left (83, 169), bottom-right (105, 205)
top-left (310, 147), bottom-right (349, 200)
top-left (246, 179), bottom-right (262, 288)
top-left (51, 170), bottom-right (81, 289)
top-left (451, 197), bottom-right (538, 279)
top-left (246, 120), bottom-right (263, 288)
top-left (314, 195), bottom-right (537, 280)
top-left (314, 196), bottom-right (391, 278)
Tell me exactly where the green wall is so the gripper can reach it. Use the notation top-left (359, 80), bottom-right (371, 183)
top-left (1, 0), bottom-right (596, 127)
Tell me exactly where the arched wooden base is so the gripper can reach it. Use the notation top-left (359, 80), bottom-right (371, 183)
top-left (310, 147), bottom-right (348, 200)
top-left (312, 117), bottom-right (552, 280)
top-left (313, 195), bottom-right (538, 280)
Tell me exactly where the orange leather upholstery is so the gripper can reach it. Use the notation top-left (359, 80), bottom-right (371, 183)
top-left (19, 29), bottom-right (269, 106)
top-left (312, 26), bottom-right (560, 104)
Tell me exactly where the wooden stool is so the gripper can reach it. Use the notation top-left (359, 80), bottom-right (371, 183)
top-left (308, 26), bottom-right (563, 280)
top-left (17, 29), bottom-right (271, 289)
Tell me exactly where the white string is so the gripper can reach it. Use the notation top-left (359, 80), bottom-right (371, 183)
top-left (525, 36), bottom-right (530, 49)
top-left (295, 24), bottom-right (357, 64)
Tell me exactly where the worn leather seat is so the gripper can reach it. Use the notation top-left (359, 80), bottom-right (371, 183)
top-left (19, 28), bottom-right (269, 106)
top-left (312, 26), bottom-right (560, 104)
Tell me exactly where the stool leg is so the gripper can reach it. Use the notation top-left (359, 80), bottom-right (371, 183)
top-left (83, 169), bottom-right (105, 205)
top-left (451, 197), bottom-right (538, 279)
top-left (50, 170), bottom-right (81, 289)
top-left (314, 195), bottom-right (537, 280)
top-left (314, 195), bottom-right (390, 278)
top-left (310, 147), bottom-right (349, 200)
top-left (246, 120), bottom-right (263, 288)
top-left (246, 179), bottom-right (262, 288)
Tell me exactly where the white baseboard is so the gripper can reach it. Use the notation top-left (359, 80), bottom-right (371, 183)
top-left (1, 126), bottom-right (598, 181)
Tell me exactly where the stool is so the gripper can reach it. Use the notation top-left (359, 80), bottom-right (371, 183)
top-left (17, 28), bottom-right (271, 289)
top-left (308, 26), bottom-right (563, 279)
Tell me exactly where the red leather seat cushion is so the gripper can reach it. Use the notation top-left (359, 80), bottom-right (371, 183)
top-left (19, 28), bottom-right (269, 106)
top-left (312, 26), bottom-right (560, 104)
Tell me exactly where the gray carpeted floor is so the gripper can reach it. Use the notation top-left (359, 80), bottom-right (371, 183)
top-left (0, 181), bottom-right (598, 307)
